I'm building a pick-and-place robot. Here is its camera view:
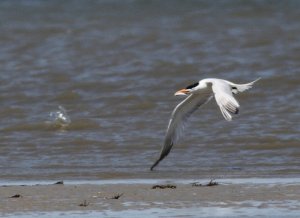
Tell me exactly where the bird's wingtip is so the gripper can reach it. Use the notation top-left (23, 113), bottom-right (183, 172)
top-left (150, 158), bottom-right (161, 171)
top-left (150, 163), bottom-right (157, 171)
top-left (235, 108), bottom-right (239, 114)
top-left (254, 77), bottom-right (261, 83)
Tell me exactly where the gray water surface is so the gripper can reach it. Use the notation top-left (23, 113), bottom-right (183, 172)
top-left (0, 0), bottom-right (299, 181)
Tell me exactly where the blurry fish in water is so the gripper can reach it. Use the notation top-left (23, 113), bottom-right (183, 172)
top-left (49, 106), bottom-right (71, 128)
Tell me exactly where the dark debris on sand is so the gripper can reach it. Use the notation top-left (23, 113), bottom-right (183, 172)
top-left (207, 180), bottom-right (219, 186)
top-left (192, 180), bottom-right (219, 187)
top-left (152, 184), bottom-right (177, 189)
top-left (9, 194), bottom-right (22, 198)
top-left (111, 193), bottom-right (123, 199)
top-left (191, 182), bottom-right (203, 187)
top-left (78, 200), bottom-right (89, 207)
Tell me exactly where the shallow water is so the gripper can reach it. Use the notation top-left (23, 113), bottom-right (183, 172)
top-left (4, 202), bottom-right (300, 218)
top-left (1, 177), bottom-right (300, 187)
top-left (0, 0), bottom-right (299, 181)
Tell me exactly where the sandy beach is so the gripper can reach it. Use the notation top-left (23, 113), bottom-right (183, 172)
top-left (1, 178), bottom-right (300, 217)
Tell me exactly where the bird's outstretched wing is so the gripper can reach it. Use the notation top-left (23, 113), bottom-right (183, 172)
top-left (212, 81), bottom-right (240, 121)
top-left (150, 91), bottom-right (213, 170)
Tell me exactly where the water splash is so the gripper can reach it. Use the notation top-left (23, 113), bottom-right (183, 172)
top-left (49, 106), bottom-right (71, 128)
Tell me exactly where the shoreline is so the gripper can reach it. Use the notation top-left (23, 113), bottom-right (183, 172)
top-left (1, 177), bottom-right (300, 217)
top-left (1, 176), bottom-right (300, 186)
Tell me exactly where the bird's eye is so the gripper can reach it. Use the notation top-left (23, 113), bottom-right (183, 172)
top-left (185, 82), bottom-right (199, 89)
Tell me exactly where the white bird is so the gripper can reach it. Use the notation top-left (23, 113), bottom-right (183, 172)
top-left (150, 78), bottom-right (260, 170)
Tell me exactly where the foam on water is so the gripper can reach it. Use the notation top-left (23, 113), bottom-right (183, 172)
top-left (48, 106), bottom-right (71, 128)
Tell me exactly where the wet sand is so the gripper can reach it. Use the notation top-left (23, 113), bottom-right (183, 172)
top-left (1, 179), bottom-right (300, 217)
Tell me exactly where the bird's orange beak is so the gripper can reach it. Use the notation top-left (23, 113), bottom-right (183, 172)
top-left (174, 89), bottom-right (190, 96)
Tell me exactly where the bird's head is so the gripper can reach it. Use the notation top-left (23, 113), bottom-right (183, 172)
top-left (174, 81), bottom-right (207, 96)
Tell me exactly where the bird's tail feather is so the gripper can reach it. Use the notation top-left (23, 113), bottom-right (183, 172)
top-left (233, 78), bottom-right (261, 93)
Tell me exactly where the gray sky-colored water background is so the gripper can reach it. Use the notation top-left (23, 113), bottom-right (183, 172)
top-left (0, 0), bottom-right (299, 182)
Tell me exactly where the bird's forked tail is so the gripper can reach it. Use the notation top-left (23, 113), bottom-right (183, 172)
top-left (232, 77), bottom-right (261, 93)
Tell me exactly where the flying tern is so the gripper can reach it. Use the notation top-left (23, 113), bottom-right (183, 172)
top-left (150, 78), bottom-right (260, 170)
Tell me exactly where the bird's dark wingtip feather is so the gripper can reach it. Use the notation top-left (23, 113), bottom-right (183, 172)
top-left (151, 142), bottom-right (173, 171)
top-left (150, 159), bottom-right (161, 171)
top-left (150, 153), bottom-right (167, 171)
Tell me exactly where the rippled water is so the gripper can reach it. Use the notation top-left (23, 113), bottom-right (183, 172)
top-left (5, 204), bottom-right (300, 218)
top-left (0, 0), bottom-right (299, 181)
